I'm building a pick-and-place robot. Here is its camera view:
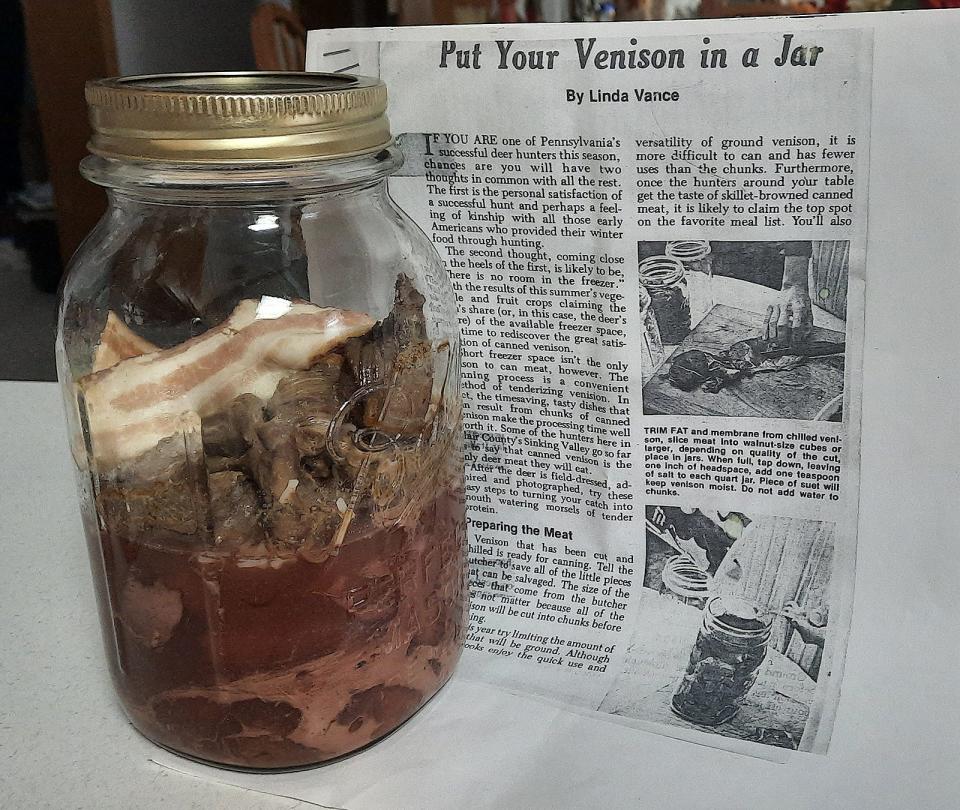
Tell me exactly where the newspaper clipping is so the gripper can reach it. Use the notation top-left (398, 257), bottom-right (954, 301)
top-left (308, 22), bottom-right (869, 757)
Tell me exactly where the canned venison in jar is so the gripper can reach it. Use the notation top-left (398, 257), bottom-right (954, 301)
top-left (58, 73), bottom-right (467, 770)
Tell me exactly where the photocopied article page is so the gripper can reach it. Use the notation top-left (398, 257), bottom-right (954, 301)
top-left (308, 18), bottom-right (868, 758)
top-left (136, 11), bottom-right (960, 807)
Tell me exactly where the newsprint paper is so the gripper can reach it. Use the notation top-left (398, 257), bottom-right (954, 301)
top-left (308, 19), bottom-right (869, 758)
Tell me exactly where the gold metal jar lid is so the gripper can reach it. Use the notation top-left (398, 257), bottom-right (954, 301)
top-left (85, 72), bottom-right (392, 163)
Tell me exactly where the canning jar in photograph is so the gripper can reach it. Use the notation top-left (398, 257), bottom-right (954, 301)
top-left (639, 285), bottom-right (665, 382)
top-left (57, 73), bottom-right (467, 770)
top-left (639, 255), bottom-right (691, 345)
top-left (665, 240), bottom-right (713, 328)
top-left (671, 596), bottom-right (771, 726)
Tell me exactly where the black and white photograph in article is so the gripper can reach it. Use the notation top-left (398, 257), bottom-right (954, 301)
top-left (639, 241), bottom-right (848, 421)
top-left (598, 505), bottom-right (834, 750)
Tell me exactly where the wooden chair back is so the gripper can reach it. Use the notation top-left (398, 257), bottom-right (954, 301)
top-left (251, 3), bottom-right (306, 71)
top-left (699, 0), bottom-right (819, 16)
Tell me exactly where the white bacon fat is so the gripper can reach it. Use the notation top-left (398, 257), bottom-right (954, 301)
top-left (80, 298), bottom-right (375, 467)
top-left (91, 311), bottom-right (161, 373)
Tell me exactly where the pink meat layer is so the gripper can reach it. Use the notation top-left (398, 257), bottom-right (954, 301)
top-left (89, 487), bottom-right (467, 769)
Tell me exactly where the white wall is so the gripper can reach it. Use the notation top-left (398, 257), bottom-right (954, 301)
top-left (110, 0), bottom-right (264, 75)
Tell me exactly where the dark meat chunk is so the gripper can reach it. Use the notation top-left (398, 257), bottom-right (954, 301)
top-left (668, 350), bottom-right (728, 392)
top-left (667, 350), bottom-right (744, 393)
top-left (251, 365), bottom-right (344, 526)
top-left (251, 419), bottom-right (302, 503)
top-left (209, 471), bottom-right (265, 549)
top-left (199, 359), bottom-right (356, 553)
top-left (152, 696), bottom-right (307, 765)
top-left (391, 275), bottom-right (429, 345)
top-left (266, 470), bottom-right (343, 548)
top-left (203, 393), bottom-right (300, 511)
top-left (200, 392), bottom-right (268, 474)
top-left (296, 422), bottom-right (333, 463)
top-left (268, 354), bottom-right (344, 422)
top-left (345, 275), bottom-right (434, 437)
top-left (266, 353), bottom-right (347, 472)
top-left (98, 422), bottom-right (210, 545)
top-left (334, 685), bottom-right (422, 734)
top-left (230, 393), bottom-right (268, 446)
top-left (201, 410), bottom-right (249, 459)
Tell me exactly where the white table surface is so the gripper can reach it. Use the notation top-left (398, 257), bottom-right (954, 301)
top-left (1, 380), bottom-right (958, 809)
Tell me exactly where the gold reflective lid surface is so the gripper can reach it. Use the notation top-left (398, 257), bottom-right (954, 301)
top-left (85, 72), bottom-right (392, 163)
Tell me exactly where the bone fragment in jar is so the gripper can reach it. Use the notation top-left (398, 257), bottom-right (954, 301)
top-left (80, 298), bottom-right (375, 466)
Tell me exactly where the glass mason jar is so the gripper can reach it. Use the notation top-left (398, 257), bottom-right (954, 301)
top-left (638, 285), bottom-right (665, 382)
top-left (660, 553), bottom-right (710, 610)
top-left (671, 596), bottom-right (771, 726)
top-left (665, 240), bottom-right (713, 329)
top-left (57, 73), bottom-right (467, 770)
top-left (639, 255), bottom-right (690, 345)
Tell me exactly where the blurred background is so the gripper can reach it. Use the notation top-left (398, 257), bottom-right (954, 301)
top-left (2, 0), bottom-right (946, 381)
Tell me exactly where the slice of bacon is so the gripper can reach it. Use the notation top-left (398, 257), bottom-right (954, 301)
top-left (91, 312), bottom-right (161, 373)
top-left (80, 298), bottom-right (375, 467)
